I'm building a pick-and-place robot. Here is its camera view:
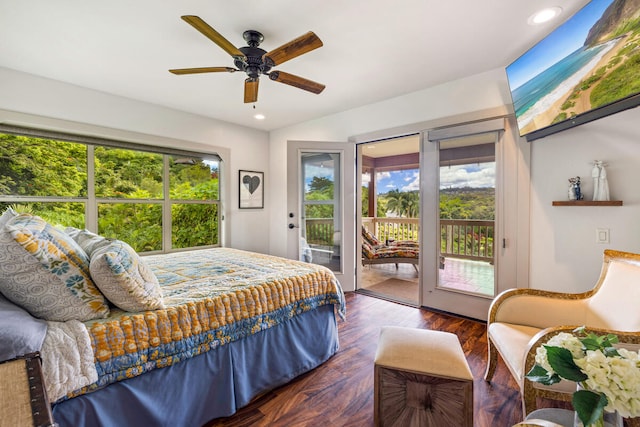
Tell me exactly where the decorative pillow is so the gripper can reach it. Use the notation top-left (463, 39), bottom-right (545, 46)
top-left (65, 227), bottom-right (111, 257)
top-left (0, 207), bottom-right (18, 229)
top-left (362, 242), bottom-right (376, 259)
top-left (0, 214), bottom-right (110, 321)
top-left (90, 240), bottom-right (164, 312)
top-left (0, 294), bottom-right (47, 362)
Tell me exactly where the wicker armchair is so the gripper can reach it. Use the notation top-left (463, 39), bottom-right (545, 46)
top-left (484, 249), bottom-right (640, 417)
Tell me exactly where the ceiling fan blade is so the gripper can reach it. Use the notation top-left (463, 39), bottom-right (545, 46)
top-left (169, 67), bottom-right (237, 75)
top-left (263, 31), bottom-right (323, 66)
top-left (244, 78), bottom-right (259, 103)
top-left (181, 15), bottom-right (246, 59)
top-left (269, 71), bottom-right (325, 94)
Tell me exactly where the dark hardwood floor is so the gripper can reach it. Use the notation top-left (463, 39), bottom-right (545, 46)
top-left (206, 292), bottom-right (524, 427)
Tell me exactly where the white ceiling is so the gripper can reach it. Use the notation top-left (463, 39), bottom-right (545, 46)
top-left (0, 0), bottom-right (589, 132)
top-left (362, 136), bottom-right (419, 158)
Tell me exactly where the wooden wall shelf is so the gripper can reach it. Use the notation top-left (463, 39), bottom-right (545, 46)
top-left (552, 200), bottom-right (623, 206)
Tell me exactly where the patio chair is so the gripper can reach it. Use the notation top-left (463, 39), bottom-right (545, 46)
top-left (362, 240), bottom-right (419, 271)
top-left (484, 249), bottom-right (640, 417)
top-left (362, 226), bottom-right (418, 249)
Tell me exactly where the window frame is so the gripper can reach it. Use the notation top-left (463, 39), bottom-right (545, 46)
top-left (0, 125), bottom-right (224, 254)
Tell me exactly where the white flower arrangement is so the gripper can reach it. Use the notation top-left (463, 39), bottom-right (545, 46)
top-left (526, 327), bottom-right (640, 426)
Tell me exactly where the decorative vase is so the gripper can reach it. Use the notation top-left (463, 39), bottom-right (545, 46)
top-left (573, 384), bottom-right (623, 427)
top-left (573, 410), bottom-right (622, 427)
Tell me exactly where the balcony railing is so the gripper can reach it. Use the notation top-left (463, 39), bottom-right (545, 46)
top-left (304, 218), bottom-right (334, 246)
top-left (305, 217), bottom-right (495, 263)
top-left (362, 217), bottom-right (419, 242)
top-left (440, 219), bottom-right (494, 262)
top-left (362, 217), bottom-right (494, 263)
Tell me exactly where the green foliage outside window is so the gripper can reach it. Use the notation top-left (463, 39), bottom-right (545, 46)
top-left (95, 147), bottom-right (163, 198)
top-left (304, 176), bottom-right (334, 219)
top-left (0, 133), bottom-right (220, 253)
top-left (439, 188), bottom-right (495, 220)
top-left (172, 203), bottom-right (218, 249)
top-left (0, 134), bottom-right (87, 197)
top-left (98, 203), bottom-right (163, 252)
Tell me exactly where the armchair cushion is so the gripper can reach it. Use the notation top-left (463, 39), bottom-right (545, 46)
top-left (487, 322), bottom-right (540, 383)
top-left (487, 323), bottom-right (575, 394)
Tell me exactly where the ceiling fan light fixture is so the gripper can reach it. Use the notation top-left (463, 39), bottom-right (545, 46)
top-left (528, 7), bottom-right (562, 25)
top-left (170, 16), bottom-right (325, 103)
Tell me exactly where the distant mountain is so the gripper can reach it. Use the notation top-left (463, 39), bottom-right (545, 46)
top-left (440, 187), bottom-right (494, 195)
top-left (585, 0), bottom-right (640, 46)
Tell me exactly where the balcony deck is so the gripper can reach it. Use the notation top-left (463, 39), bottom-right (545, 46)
top-left (360, 257), bottom-right (494, 305)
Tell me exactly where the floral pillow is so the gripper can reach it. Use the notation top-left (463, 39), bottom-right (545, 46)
top-left (0, 207), bottom-right (18, 229)
top-left (90, 240), bottom-right (164, 312)
top-left (65, 227), bottom-right (111, 257)
top-left (0, 214), bottom-right (109, 321)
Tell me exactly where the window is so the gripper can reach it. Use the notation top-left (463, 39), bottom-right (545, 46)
top-left (169, 156), bottom-right (220, 249)
top-left (0, 131), bottom-right (221, 253)
top-left (300, 152), bottom-right (341, 271)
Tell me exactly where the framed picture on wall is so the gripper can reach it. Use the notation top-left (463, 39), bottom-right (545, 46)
top-left (239, 170), bottom-right (264, 209)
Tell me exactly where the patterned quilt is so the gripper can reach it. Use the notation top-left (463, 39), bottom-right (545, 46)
top-left (44, 248), bottom-right (345, 402)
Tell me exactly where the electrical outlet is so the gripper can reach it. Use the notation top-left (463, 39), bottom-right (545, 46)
top-left (596, 228), bottom-right (610, 244)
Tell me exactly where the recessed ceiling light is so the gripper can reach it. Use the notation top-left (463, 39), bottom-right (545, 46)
top-left (528, 6), bottom-right (562, 25)
top-left (254, 114), bottom-right (265, 120)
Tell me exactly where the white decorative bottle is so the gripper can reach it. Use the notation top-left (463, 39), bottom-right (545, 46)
top-left (591, 160), bottom-right (610, 201)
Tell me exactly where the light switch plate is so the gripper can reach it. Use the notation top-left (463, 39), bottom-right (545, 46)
top-left (596, 228), bottom-right (610, 244)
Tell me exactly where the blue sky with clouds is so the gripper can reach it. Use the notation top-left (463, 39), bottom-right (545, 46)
top-left (371, 162), bottom-right (495, 194)
top-left (305, 161), bottom-right (496, 194)
top-left (506, 0), bottom-right (613, 90)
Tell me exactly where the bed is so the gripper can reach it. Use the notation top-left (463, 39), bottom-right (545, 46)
top-left (0, 210), bottom-right (345, 427)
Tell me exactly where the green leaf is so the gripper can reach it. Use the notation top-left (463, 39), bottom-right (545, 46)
top-left (573, 389), bottom-right (608, 426)
top-left (525, 364), bottom-right (561, 386)
top-left (546, 346), bottom-right (588, 382)
top-left (581, 336), bottom-right (602, 351)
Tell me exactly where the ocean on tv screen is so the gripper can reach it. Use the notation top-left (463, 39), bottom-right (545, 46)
top-left (507, 0), bottom-right (640, 137)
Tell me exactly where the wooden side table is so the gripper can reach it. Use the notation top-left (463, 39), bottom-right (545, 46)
top-left (0, 353), bottom-right (57, 427)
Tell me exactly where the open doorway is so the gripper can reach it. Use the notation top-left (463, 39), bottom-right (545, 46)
top-left (356, 132), bottom-right (497, 307)
top-left (357, 135), bottom-right (420, 305)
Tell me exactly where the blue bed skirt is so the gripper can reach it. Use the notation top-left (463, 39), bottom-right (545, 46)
top-left (52, 304), bottom-right (339, 427)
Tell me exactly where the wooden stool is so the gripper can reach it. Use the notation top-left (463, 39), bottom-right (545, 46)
top-left (374, 326), bottom-right (473, 427)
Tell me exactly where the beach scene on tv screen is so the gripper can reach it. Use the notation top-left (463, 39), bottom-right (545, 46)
top-left (507, 0), bottom-right (640, 136)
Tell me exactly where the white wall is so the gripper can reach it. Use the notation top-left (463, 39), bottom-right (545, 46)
top-left (0, 67), bottom-right (271, 253)
top-left (529, 107), bottom-right (640, 292)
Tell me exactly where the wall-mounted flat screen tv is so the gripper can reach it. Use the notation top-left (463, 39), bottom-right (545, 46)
top-left (506, 0), bottom-right (640, 141)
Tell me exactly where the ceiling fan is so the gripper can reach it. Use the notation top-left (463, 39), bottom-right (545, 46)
top-left (169, 15), bottom-right (325, 103)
